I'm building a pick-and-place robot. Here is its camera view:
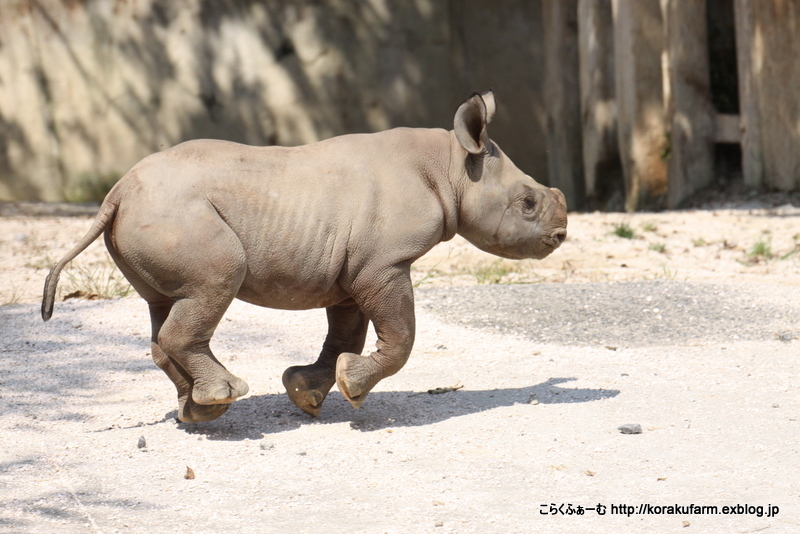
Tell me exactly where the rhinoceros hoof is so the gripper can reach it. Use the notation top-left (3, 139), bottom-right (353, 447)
top-left (177, 395), bottom-right (231, 423)
top-left (282, 365), bottom-right (335, 417)
top-left (191, 373), bottom-right (249, 405)
top-left (335, 353), bottom-right (375, 409)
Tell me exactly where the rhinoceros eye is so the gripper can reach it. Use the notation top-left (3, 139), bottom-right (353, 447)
top-left (522, 196), bottom-right (536, 213)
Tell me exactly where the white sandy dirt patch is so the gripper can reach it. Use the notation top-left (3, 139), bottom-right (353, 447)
top-left (4, 204), bottom-right (800, 306)
top-left (1, 202), bottom-right (799, 533)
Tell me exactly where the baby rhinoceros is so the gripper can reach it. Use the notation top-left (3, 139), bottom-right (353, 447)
top-left (42, 91), bottom-right (567, 423)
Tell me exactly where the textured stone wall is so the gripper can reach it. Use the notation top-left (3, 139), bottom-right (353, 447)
top-left (0, 0), bottom-right (546, 201)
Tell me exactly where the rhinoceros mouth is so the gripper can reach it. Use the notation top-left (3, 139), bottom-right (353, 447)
top-left (482, 242), bottom-right (548, 260)
top-left (540, 227), bottom-right (567, 248)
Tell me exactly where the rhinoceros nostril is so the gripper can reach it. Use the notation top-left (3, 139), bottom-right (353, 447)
top-left (554, 230), bottom-right (567, 244)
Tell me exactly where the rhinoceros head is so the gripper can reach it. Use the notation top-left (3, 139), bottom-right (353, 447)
top-left (453, 91), bottom-right (567, 260)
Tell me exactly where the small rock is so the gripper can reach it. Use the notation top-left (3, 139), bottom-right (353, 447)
top-left (584, 470), bottom-right (596, 477)
top-left (297, 450), bottom-right (307, 456)
top-left (682, 520), bottom-right (690, 527)
top-left (527, 395), bottom-right (539, 405)
top-left (777, 332), bottom-right (794, 342)
top-left (432, 500), bottom-right (445, 506)
top-left (260, 441), bottom-right (275, 451)
top-left (618, 424), bottom-right (642, 435)
top-left (184, 466), bottom-right (195, 480)
top-left (137, 436), bottom-right (147, 449)
top-left (434, 521), bottom-right (444, 527)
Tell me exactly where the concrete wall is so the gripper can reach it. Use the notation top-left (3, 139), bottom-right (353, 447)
top-left (0, 0), bottom-right (546, 202)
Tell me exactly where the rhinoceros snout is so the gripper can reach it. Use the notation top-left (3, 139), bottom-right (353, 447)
top-left (542, 229), bottom-right (567, 249)
top-left (538, 188), bottom-right (567, 251)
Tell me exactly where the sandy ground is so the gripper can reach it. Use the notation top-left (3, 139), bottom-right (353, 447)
top-left (4, 201), bottom-right (800, 307)
top-left (1, 200), bottom-right (799, 533)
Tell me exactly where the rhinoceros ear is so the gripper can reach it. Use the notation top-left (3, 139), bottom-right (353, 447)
top-left (454, 92), bottom-right (491, 155)
top-left (481, 90), bottom-right (496, 124)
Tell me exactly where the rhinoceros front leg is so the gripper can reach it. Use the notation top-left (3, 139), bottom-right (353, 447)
top-left (336, 266), bottom-right (415, 409)
top-left (282, 301), bottom-right (368, 416)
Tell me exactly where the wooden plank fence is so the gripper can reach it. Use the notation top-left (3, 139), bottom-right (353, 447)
top-left (545, 0), bottom-right (800, 211)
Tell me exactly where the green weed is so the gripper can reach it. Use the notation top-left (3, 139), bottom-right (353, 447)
top-left (748, 237), bottom-right (773, 261)
top-left (413, 266), bottom-right (445, 288)
top-left (656, 264), bottom-right (680, 281)
top-left (780, 246), bottom-right (800, 261)
top-left (63, 258), bottom-right (133, 299)
top-left (780, 234), bottom-right (800, 260)
top-left (470, 259), bottom-right (520, 285)
top-left (463, 260), bottom-right (549, 285)
top-left (25, 255), bottom-right (56, 270)
top-left (1, 284), bottom-right (21, 306)
top-left (412, 250), bottom-right (457, 287)
top-left (612, 223), bottom-right (636, 239)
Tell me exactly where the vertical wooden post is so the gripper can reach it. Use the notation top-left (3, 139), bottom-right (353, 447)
top-left (734, 0), bottom-right (763, 189)
top-left (665, 0), bottom-right (715, 208)
top-left (543, 0), bottom-right (585, 211)
top-left (611, 0), bottom-right (668, 211)
top-left (578, 0), bottom-right (621, 208)
top-left (736, 0), bottom-right (800, 191)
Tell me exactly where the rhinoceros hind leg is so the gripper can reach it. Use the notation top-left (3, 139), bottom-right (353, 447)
top-left (151, 336), bottom-right (231, 423)
top-left (106, 236), bottom-right (232, 423)
top-left (149, 303), bottom-right (237, 422)
top-left (156, 294), bottom-right (249, 406)
top-left (177, 395), bottom-right (231, 423)
top-left (283, 302), bottom-right (369, 416)
top-left (104, 204), bottom-right (249, 418)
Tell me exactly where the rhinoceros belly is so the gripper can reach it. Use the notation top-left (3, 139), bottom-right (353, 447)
top-left (235, 271), bottom-right (350, 311)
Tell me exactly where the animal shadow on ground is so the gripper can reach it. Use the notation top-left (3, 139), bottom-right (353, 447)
top-left (176, 378), bottom-right (620, 441)
top-left (3, 304), bottom-right (617, 442)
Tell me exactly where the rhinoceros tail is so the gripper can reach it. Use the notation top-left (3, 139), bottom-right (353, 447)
top-left (41, 197), bottom-right (119, 321)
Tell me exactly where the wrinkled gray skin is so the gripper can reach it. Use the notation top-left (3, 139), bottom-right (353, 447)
top-left (42, 91), bottom-right (568, 423)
